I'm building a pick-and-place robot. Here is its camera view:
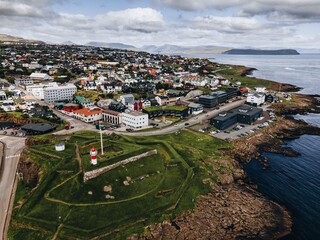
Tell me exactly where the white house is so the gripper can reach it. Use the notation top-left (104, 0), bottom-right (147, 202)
top-left (246, 93), bottom-right (265, 106)
top-left (1, 100), bottom-right (16, 112)
top-left (72, 108), bottom-right (103, 123)
top-left (122, 111), bottom-right (148, 129)
top-left (119, 94), bottom-right (135, 105)
top-left (0, 91), bottom-right (7, 101)
top-left (255, 86), bottom-right (267, 93)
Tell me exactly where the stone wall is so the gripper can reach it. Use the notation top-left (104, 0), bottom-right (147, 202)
top-left (83, 149), bottom-right (157, 182)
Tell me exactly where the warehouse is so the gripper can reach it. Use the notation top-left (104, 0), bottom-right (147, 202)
top-left (21, 123), bottom-right (56, 135)
top-left (210, 105), bottom-right (263, 130)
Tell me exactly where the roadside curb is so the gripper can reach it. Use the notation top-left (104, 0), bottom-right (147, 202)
top-left (0, 141), bottom-right (7, 181)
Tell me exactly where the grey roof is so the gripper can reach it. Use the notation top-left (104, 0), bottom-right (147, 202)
top-left (21, 123), bottom-right (55, 132)
top-left (199, 95), bottom-right (217, 100)
top-left (213, 111), bottom-right (238, 121)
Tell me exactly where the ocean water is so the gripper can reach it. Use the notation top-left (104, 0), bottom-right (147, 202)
top-left (187, 53), bottom-right (320, 94)
top-left (193, 54), bottom-right (320, 239)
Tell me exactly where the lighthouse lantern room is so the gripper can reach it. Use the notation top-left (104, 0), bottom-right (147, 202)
top-left (90, 146), bottom-right (98, 165)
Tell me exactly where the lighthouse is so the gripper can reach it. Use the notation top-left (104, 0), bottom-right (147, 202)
top-left (90, 146), bottom-right (97, 165)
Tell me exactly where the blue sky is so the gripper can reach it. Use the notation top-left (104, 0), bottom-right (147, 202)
top-left (1, 0), bottom-right (320, 50)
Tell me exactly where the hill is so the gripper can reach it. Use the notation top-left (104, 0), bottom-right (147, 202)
top-left (223, 49), bottom-right (300, 55)
top-left (142, 44), bottom-right (230, 54)
top-left (0, 34), bottom-right (44, 44)
top-left (86, 41), bottom-right (137, 50)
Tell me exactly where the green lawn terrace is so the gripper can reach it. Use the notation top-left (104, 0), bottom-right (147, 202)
top-left (10, 130), bottom-right (231, 240)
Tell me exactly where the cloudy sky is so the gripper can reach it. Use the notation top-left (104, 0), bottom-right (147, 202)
top-left (1, 0), bottom-right (319, 50)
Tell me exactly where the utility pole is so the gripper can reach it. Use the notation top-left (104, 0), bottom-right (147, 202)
top-left (100, 126), bottom-right (104, 155)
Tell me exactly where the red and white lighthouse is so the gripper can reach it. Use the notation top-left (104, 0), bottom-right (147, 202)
top-left (90, 146), bottom-right (97, 165)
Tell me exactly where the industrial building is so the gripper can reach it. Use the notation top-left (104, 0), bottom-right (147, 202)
top-left (211, 105), bottom-right (263, 130)
top-left (210, 91), bottom-right (228, 104)
top-left (21, 123), bottom-right (56, 135)
top-left (198, 95), bottom-right (218, 108)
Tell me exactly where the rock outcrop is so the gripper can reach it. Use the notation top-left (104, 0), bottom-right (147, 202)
top-left (132, 185), bottom-right (291, 240)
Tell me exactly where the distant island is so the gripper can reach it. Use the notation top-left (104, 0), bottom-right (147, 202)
top-left (223, 49), bottom-right (300, 55)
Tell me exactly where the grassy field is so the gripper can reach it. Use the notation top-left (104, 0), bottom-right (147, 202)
top-left (9, 130), bottom-right (230, 240)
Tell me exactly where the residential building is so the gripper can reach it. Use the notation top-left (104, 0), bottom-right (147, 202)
top-left (155, 95), bottom-right (178, 106)
top-left (44, 84), bottom-right (77, 104)
top-left (188, 103), bottom-right (203, 115)
top-left (119, 94), bottom-right (135, 105)
top-left (72, 108), bottom-right (103, 123)
top-left (122, 111), bottom-right (148, 129)
top-left (74, 96), bottom-right (95, 108)
top-left (14, 78), bottom-right (34, 86)
top-left (143, 105), bottom-right (189, 118)
top-left (29, 72), bottom-right (53, 81)
top-left (0, 91), bottom-right (7, 101)
top-left (265, 93), bottom-right (279, 103)
top-left (246, 92), bottom-right (265, 106)
top-left (255, 86), bottom-right (267, 93)
top-left (1, 100), bottom-right (16, 112)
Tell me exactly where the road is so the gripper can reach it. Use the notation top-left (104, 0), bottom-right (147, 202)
top-left (123, 99), bottom-right (246, 136)
top-left (50, 98), bottom-right (246, 137)
top-left (0, 96), bottom-right (245, 239)
top-left (0, 136), bottom-right (26, 240)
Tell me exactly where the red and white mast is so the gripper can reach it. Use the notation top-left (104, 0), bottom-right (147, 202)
top-left (90, 146), bottom-right (97, 165)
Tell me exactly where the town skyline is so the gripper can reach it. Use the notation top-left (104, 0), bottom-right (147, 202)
top-left (1, 0), bottom-right (320, 51)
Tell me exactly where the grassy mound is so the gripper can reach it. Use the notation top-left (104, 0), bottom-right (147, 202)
top-left (9, 130), bottom-right (230, 239)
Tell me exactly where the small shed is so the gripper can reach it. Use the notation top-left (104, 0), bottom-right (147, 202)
top-left (55, 142), bottom-right (65, 151)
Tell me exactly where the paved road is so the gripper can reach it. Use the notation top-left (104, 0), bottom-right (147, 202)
top-left (123, 99), bottom-right (246, 136)
top-left (0, 136), bottom-right (26, 240)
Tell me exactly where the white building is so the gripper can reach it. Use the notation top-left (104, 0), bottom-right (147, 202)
top-left (14, 78), bottom-right (34, 86)
top-left (119, 94), bottom-right (135, 105)
top-left (246, 93), bottom-right (265, 106)
top-left (0, 91), bottom-right (7, 101)
top-left (72, 108), bottom-right (103, 123)
top-left (43, 84), bottom-right (77, 104)
top-left (122, 111), bottom-right (148, 129)
top-left (255, 86), bottom-right (267, 93)
top-left (26, 82), bottom-right (58, 100)
top-left (29, 72), bottom-right (53, 81)
top-left (1, 100), bottom-right (16, 112)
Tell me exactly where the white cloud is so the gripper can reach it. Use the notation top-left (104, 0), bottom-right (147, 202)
top-left (95, 8), bottom-right (165, 33)
top-left (191, 16), bottom-right (264, 33)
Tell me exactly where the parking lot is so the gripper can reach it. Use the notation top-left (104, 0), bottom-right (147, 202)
top-left (212, 108), bottom-right (276, 140)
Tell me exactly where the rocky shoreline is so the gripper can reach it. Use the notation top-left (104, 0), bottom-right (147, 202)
top-left (231, 94), bottom-right (320, 163)
top-left (130, 184), bottom-right (291, 240)
top-left (131, 93), bottom-right (320, 240)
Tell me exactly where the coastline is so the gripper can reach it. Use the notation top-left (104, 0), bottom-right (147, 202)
top-left (136, 70), bottom-right (320, 240)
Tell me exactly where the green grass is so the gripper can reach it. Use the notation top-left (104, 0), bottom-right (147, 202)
top-left (10, 130), bottom-right (230, 240)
